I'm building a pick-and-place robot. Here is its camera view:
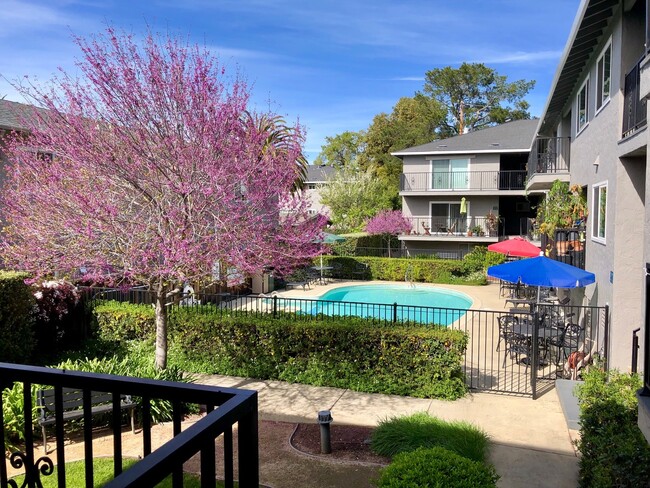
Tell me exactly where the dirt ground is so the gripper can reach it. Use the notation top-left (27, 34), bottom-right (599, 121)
top-left (7, 417), bottom-right (386, 487)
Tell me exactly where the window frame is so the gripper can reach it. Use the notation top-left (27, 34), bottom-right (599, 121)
top-left (595, 39), bottom-right (612, 114)
top-left (576, 76), bottom-right (590, 135)
top-left (591, 181), bottom-right (607, 244)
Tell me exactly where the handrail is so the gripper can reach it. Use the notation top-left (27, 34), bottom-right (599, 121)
top-left (0, 363), bottom-right (259, 488)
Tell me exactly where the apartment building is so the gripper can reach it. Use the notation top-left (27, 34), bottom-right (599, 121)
top-left (393, 119), bottom-right (540, 258)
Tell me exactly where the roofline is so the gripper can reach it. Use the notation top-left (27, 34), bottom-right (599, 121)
top-left (537, 0), bottom-right (596, 130)
top-left (391, 148), bottom-right (533, 157)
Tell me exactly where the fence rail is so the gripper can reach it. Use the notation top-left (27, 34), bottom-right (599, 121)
top-left (527, 136), bottom-right (571, 180)
top-left (403, 215), bottom-right (502, 238)
top-left (623, 56), bottom-right (648, 138)
top-left (0, 363), bottom-right (258, 488)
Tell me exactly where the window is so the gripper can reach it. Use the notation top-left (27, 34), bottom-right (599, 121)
top-left (307, 184), bottom-right (317, 190)
top-left (592, 182), bottom-right (607, 242)
top-left (430, 158), bottom-right (469, 190)
top-left (430, 201), bottom-right (467, 234)
top-left (596, 41), bottom-right (611, 112)
top-left (577, 77), bottom-right (589, 133)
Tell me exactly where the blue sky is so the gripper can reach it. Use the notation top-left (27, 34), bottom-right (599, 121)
top-left (0, 0), bottom-right (580, 161)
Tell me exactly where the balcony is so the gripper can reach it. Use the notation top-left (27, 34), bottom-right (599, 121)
top-left (400, 170), bottom-right (527, 194)
top-left (623, 56), bottom-right (648, 139)
top-left (399, 215), bottom-right (502, 241)
top-left (526, 137), bottom-right (571, 192)
top-left (0, 362), bottom-right (259, 487)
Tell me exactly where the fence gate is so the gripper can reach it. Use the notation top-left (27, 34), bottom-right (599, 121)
top-left (456, 304), bottom-right (608, 397)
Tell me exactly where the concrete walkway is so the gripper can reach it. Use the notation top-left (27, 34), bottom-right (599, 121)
top-left (197, 374), bottom-right (580, 488)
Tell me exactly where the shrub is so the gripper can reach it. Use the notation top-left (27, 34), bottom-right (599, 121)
top-left (92, 300), bottom-right (155, 341)
top-left (575, 366), bottom-right (650, 487)
top-left (318, 255), bottom-right (486, 285)
top-left (2, 382), bottom-right (39, 452)
top-left (371, 411), bottom-right (490, 462)
top-left (0, 271), bottom-right (36, 363)
top-left (376, 447), bottom-right (499, 487)
top-left (164, 306), bottom-right (469, 399)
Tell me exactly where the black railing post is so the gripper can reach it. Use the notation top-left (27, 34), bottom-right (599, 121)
top-left (531, 310), bottom-right (539, 400)
top-left (273, 295), bottom-right (278, 319)
top-left (393, 302), bottom-right (398, 323)
top-left (632, 328), bottom-right (641, 374)
top-left (644, 264), bottom-right (650, 394)
top-left (604, 304), bottom-right (610, 371)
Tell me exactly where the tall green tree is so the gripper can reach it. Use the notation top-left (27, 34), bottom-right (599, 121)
top-left (422, 62), bottom-right (535, 136)
top-left (362, 95), bottom-right (445, 206)
top-left (319, 165), bottom-right (394, 232)
top-left (313, 130), bottom-right (366, 169)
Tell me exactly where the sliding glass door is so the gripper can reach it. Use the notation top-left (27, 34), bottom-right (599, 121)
top-left (431, 159), bottom-right (469, 190)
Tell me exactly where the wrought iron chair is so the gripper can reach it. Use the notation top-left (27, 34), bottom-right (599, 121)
top-left (497, 314), bottom-right (518, 352)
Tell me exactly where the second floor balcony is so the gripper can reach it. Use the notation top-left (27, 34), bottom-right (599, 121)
top-left (526, 136), bottom-right (571, 192)
top-left (623, 56), bottom-right (648, 139)
top-left (399, 215), bottom-right (503, 240)
top-left (400, 170), bottom-right (526, 193)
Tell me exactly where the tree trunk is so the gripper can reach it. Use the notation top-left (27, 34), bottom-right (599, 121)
top-left (154, 282), bottom-right (168, 370)
top-left (387, 236), bottom-right (391, 258)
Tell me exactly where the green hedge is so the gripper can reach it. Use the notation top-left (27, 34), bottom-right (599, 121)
top-left (319, 247), bottom-right (503, 285)
top-left (376, 447), bottom-right (499, 487)
top-left (575, 366), bottom-right (650, 487)
top-left (93, 301), bottom-right (156, 341)
top-left (92, 303), bottom-right (469, 400)
top-left (0, 271), bottom-right (35, 363)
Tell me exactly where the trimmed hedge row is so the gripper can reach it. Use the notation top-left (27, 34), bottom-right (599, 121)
top-left (92, 303), bottom-right (469, 399)
top-left (576, 366), bottom-right (650, 487)
top-left (0, 271), bottom-right (35, 363)
top-left (320, 246), bottom-right (504, 284)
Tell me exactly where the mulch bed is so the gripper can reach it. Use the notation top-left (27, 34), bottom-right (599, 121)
top-left (289, 423), bottom-right (390, 465)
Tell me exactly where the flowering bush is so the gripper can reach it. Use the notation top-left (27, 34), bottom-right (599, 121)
top-left (365, 210), bottom-right (412, 235)
top-left (32, 280), bottom-right (80, 322)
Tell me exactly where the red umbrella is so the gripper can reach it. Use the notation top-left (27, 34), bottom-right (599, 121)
top-left (487, 237), bottom-right (540, 258)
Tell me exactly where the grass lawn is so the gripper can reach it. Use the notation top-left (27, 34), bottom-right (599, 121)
top-left (10, 457), bottom-right (236, 487)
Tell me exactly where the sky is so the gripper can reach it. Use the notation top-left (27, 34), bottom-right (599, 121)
top-left (0, 0), bottom-right (581, 162)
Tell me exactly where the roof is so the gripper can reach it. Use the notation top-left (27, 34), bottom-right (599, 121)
top-left (0, 99), bottom-right (42, 131)
top-left (306, 165), bottom-right (335, 182)
top-left (538, 0), bottom-right (618, 133)
top-left (391, 119), bottom-right (539, 157)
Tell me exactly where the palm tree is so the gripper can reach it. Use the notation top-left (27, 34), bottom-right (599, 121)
top-left (242, 111), bottom-right (308, 193)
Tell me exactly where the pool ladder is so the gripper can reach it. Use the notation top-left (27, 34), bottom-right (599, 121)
top-left (405, 265), bottom-right (416, 288)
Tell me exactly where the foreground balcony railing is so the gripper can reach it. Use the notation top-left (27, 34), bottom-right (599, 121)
top-left (0, 362), bottom-right (259, 488)
top-left (623, 56), bottom-right (648, 138)
top-left (401, 216), bottom-right (502, 238)
top-left (527, 136), bottom-right (570, 180)
top-left (400, 170), bottom-right (526, 192)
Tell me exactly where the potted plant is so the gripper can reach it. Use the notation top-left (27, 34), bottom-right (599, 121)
top-left (485, 211), bottom-right (499, 236)
top-left (536, 181), bottom-right (588, 238)
top-left (471, 225), bottom-right (483, 236)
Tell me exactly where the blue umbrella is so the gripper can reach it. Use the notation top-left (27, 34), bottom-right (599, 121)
top-left (487, 254), bottom-right (595, 288)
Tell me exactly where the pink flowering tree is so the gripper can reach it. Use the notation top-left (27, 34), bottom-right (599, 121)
top-left (365, 210), bottom-right (412, 257)
top-left (0, 28), bottom-right (325, 368)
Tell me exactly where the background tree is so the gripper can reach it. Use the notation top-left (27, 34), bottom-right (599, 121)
top-left (319, 165), bottom-right (393, 232)
top-left (0, 27), bottom-right (324, 369)
top-left (536, 180), bottom-right (588, 238)
top-left (313, 130), bottom-right (366, 169)
top-left (422, 62), bottom-right (535, 136)
top-left (364, 210), bottom-right (412, 257)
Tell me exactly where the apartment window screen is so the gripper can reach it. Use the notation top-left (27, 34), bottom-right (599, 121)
top-left (592, 182), bottom-right (607, 241)
top-left (596, 42), bottom-right (611, 111)
top-left (577, 78), bottom-right (589, 133)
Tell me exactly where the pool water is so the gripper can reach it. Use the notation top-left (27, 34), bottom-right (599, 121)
top-left (306, 284), bottom-right (472, 325)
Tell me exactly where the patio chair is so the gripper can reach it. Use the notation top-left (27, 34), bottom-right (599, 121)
top-left (352, 262), bottom-right (370, 280)
top-left (497, 314), bottom-right (518, 352)
top-left (502, 329), bottom-right (532, 371)
top-left (446, 221), bottom-right (457, 235)
top-left (546, 322), bottom-right (583, 370)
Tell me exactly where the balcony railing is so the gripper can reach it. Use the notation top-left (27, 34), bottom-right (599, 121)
top-left (400, 170), bottom-right (526, 192)
top-left (402, 215), bottom-right (502, 238)
top-left (623, 56), bottom-right (648, 138)
top-left (0, 363), bottom-right (259, 488)
top-left (527, 137), bottom-right (571, 180)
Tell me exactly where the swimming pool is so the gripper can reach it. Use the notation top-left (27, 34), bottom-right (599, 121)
top-left (306, 284), bottom-right (473, 325)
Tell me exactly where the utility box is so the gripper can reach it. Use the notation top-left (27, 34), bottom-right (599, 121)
top-left (252, 272), bottom-right (274, 294)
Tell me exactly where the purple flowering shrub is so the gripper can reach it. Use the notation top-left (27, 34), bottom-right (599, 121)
top-left (32, 280), bottom-right (80, 323)
top-left (365, 210), bottom-right (412, 236)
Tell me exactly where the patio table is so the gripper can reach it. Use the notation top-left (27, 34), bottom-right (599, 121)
top-left (311, 265), bottom-right (333, 285)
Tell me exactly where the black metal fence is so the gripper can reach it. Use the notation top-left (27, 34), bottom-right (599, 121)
top-left (400, 170), bottom-right (527, 192)
top-left (334, 247), bottom-right (469, 260)
top-left (81, 288), bottom-right (608, 398)
top-left (0, 363), bottom-right (258, 487)
top-left (540, 227), bottom-right (586, 270)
